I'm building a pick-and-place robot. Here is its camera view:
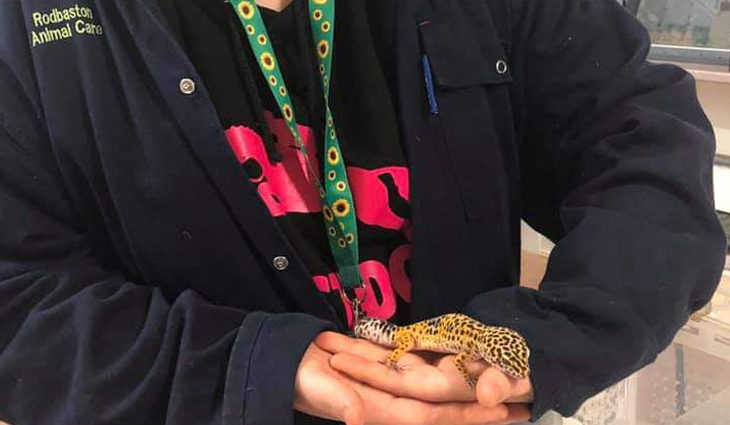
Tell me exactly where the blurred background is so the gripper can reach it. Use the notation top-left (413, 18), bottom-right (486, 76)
top-left (519, 3), bottom-right (730, 424)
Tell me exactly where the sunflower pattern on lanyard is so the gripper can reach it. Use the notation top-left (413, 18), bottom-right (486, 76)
top-left (230, 0), bottom-right (362, 289)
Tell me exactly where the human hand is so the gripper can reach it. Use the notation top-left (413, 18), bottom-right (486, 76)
top-left (293, 338), bottom-right (365, 425)
top-left (317, 332), bottom-right (534, 423)
top-left (295, 331), bottom-right (523, 425)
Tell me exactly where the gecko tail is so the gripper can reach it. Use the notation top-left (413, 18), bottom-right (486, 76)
top-left (353, 317), bottom-right (397, 347)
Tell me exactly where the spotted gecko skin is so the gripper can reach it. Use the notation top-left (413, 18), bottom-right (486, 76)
top-left (353, 313), bottom-right (531, 386)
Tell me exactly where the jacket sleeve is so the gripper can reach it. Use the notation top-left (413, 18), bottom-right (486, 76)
top-left (0, 60), bottom-right (333, 425)
top-left (464, 0), bottom-right (727, 420)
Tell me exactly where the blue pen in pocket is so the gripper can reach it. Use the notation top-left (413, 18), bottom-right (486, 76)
top-left (421, 54), bottom-right (439, 115)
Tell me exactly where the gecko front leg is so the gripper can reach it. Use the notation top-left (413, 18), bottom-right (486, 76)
top-left (382, 330), bottom-right (416, 370)
top-left (452, 352), bottom-right (480, 387)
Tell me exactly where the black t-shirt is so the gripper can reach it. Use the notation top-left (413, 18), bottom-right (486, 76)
top-left (165, 0), bottom-right (411, 327)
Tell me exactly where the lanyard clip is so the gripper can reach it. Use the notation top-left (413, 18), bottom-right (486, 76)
top-left (340, 284), bottom-right (365, 325)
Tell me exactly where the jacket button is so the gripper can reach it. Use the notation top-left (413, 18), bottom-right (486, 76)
top-left (495, 60), bottom-right (508, 75)
top-left (179, 78), bottom-right (196, 95)
top-left (273, 256), bottom-right (290, 271)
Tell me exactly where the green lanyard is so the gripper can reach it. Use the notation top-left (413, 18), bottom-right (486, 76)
top-left (229, 0), bottom-right (364, 306)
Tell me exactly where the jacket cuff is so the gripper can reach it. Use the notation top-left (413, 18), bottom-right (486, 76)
top-left (462, 287), bottom-right (658, 422)
top-left (223, 311), bottom-right (335, 425)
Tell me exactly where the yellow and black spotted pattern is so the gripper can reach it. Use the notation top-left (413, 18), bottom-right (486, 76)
top-left (353, 313), bottom-right (531, 385)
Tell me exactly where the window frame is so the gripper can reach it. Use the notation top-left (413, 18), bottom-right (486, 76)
top-left (648, 44), bottom-right (730, 67)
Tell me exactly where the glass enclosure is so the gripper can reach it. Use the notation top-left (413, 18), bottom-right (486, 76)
top-left (634, 0), bottom-right (730, 50)
top-left (573, 277), bottom-right (730, 425)
top-left (620, 0), bottom-right (730, 68)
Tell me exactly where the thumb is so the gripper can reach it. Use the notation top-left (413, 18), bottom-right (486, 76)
top-left (476, 367), bottom-right (511, 407)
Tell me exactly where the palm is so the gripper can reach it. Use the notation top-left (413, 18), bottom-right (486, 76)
top-left (317, 332), bottom-right (534, 405)
top-left (325, 336), bottom-right (482, 402)
top-left (298, 332), bottom-right (532, 425)
top-left (295, 342), bottom-right (501, 425)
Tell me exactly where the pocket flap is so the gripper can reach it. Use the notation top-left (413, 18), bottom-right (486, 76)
top-left (418, 16), bottom-right (512, 88)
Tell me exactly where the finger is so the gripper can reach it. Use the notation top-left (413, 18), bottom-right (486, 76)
top-left (476, 367), bottom-right (513, 407)
top-left (330, 351), bottom-right (420, 393)
top-left (351, 379), bottom-right (511, 425)
top-left (316, 332), bottom-right (389, 358)
top-left (464, 359), bottom-right (489, 377)
top-left (426, 401), bottom-right (510, 425)
top-left (463, 360), bottom-right (533, 402)
top-left (341, 369), bottom-right (512, 425)
top-left (317, 332), bottom-right (426, 366)
top-left (331, 352), bottom-right (463, 402)
top-left (505, 379), bottom-right (535, 403)
top-left (482, 403), bottom-right (531, 425)
top-left (476, 367), bottom-right (534, 406)
top-left (315, 331), bottom-right (358, 353)
top-left (503, 403), bottom-right (532, 423)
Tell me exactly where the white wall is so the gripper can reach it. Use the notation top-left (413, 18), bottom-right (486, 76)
top-left (696, 79), bottom-right (730, 157)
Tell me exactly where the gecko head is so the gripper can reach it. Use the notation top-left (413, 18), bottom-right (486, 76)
top-left (353, 317), bottom-right (396, 347)
top-left (478, 327), bottom-right (532, 380)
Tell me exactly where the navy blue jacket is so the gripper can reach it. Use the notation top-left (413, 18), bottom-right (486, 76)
top-left (0, 0), bottom-right (726, 424)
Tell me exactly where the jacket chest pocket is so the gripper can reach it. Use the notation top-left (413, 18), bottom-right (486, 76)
top-left (418, 14), bottom-right (515, 221)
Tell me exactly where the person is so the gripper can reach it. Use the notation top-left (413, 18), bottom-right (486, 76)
top-left (0, 0), bottom-right (726, 424)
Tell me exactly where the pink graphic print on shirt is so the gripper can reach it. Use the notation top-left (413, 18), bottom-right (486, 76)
top-left (225, 113), bottom-right (321, 216)
top-left (225, 113), bottom-right (412, 324)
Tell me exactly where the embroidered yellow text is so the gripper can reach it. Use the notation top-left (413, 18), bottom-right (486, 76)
top-left (30, 4), bottom-right (103, 47)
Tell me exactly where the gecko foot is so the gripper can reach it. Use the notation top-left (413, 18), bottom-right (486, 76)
top-left (378, 359), bottom-right (406, 372)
